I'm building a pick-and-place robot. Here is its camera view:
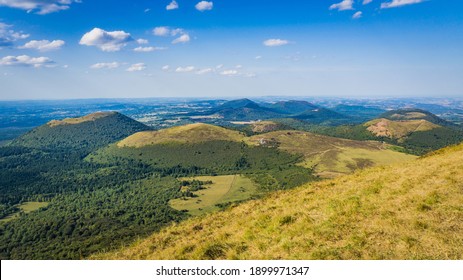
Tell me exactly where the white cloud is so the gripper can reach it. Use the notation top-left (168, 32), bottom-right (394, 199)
top-left (172, 34), bottom-right (190, 44)
top-left (170, 28), bottom-right (184, 36)
top-left (195, 1), bottom-right (213, 11)
top-left (133, 46), bottom-right (165, 52)
top-left (90, 62), bottom-right (120, 69)
top-left (162, 65), bottom-right (170, 71)
top-left (216, 64), bottom-right (223, 69)
top-left (352, 11), bottom-right (362, 19)
top-left (136, 38), bottom-right (148, 44)
top-left (263, 39), bottom-right (289, 47)
top-left (19, 40), bottom-right (65, 51)
top-left (79, 28), bottom-right (133, 52)
top-left (166, 0), bottom-right (178, 10)
top-left (196, 68), bottom-right (213, 75)
top-left (0, 0), bottom-right (80, 15)
top-left (255, 55), bottom-right (262, 60)
top-left (153, 26), bottom-right (170, 36)
top-left (126, 63), bottom-right (146, 72)
top-left (175, 66), bottom-right (195, 73)
top-left (329, 0), bottom-right (354, 11)
top-left (363, 0), bottom-right (373, 4)
top-left (0, 55), bottom-right (54, 67)
top-left (220, 69), bottom-right (239, 76)
top-left (0, 22), bottom-right (29, 47)
top-left (153, 26), bottom-right (190, 44)
top-left (381, 0), bottom-right (425, 9)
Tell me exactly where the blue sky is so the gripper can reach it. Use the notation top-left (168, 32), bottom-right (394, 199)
top-left (0, 0), bottom-right (462, 100)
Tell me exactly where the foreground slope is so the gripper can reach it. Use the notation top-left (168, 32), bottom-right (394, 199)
top-left (97, 143), bottom-right (463, 260)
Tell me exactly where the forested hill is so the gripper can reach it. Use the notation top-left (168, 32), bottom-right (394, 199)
top-left (9, 112), bottom-right (150, 151)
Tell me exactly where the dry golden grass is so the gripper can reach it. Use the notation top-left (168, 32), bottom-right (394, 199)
top-left (48, 112), bottom-right (115, 127)
top-left (365, 118), bottom-right (439, 139)
top-left (117, 123), bottom-right (246, 147)
top-left (246, 130), bottom-right (416, 177)
top-left (250, 121), bottom-right (280, 133)
top-left (94, 143), bottom-right (463, 260)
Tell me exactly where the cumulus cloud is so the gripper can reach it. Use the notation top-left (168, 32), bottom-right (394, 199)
top-left (166, 0), bottom-right (178, 10)
top-left (19, 40), bottom-right (65, 51)
top-left (0, 55), bottom-right (54, 67)
top-left (0, 22), bottom-right (29, 47)
top-left (0, 0), bottom-right (80, 15)
top-left (175, 66), bottom-right (195, 73)
top-left (153, 26), bottom-right (190, 44)
top-left (79, 28), bottom-right (133, 52)
top-left (153, 27), bottom-right (170, 37)
top-left (136, 38), bottom-right (148, 44)
top-left (162, 65), bottom-right (170, 71)
top-left (172, 34), bottom-right (190, 44)
top-left (90, 62), bottom-right (120, 69)
top-left (381, 0), bottom-right (425, 9)
top-left (329, 0), bottom-right (354, 11)
top-left (352, 11), bottom-right (362, 19)
top-left (363, 0), bottom-right (373, 4)
top-left (195, 1), bottom-right (213, 11)
top-left (263, 39), bottom-right (289, 47)
top-left (126, 63), bottom-right (146, 72)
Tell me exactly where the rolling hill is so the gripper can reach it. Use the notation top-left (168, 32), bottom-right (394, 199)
top-left (207, 99), bottom-right (350, 124)
top-left (96, 142), bottom-right (463, 260)
top-left (92, 123), bottom-right (415, 180)
top-left (117, 123), bottom-right (245, 147)
top-left (364, 118), bottom-right (440, 140)
top-left (283, 109), bottom-right (463, 155)
top-left (263, 100), bottom-right (319, 115)
top-left (209, 99), bottom-right (284, 121)
top-left (380, 108), bottom-right (458, 128)
top-left (332, 105), bottom-right (385, 122)
top-left (246, 130), bottom-right (416, 178)
top-left (10, 112), bottom-right (150, 151)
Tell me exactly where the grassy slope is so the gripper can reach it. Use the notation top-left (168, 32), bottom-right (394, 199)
top-left (246, 130), bottom-right (416, 177)
top-left (364, 118), bottom-right (440, 140)
top-left (170, 175), bottom-right (257, 216)
top-left (109, 124), bottom-right (415, 178)
top-left (117, 123), bottom-right (245, 147)
top-left (96, 143), bottom-right (463, 260)
top-left (0, 202), bottom-right (49, 223)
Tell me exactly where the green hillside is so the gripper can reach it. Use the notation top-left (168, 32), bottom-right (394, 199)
top-left (10, 112), bottom-right (150, 151)
top-left (96, 143), bottom-right (463, 260)
top-left (263, 100), bottom-right (319, 114)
